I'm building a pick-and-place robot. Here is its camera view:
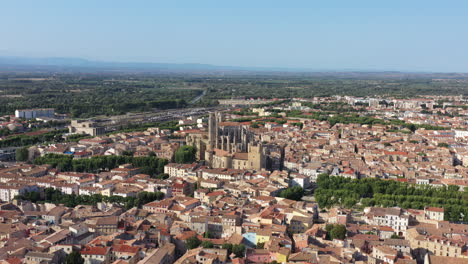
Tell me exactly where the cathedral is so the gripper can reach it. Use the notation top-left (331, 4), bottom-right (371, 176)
top-left (186, 112), bottom-right (283, 171)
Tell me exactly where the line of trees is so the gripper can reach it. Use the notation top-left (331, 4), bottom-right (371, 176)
top-left (315, 174), bottom-right (468, 222)
top-left (287, 111), bottom-right (446, 131)
top-left (34, 154), bottom-right (168, 176)
top-left (302, 102), bottom-right (363, 113)
top-left (0, 129), bottom-right (67, 148)
top-left (147, 99), bottom-right (187, 109)
top-left (16, 188), bottom-right (164, 209)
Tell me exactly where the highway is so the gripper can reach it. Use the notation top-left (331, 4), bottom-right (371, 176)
top-left (189, 90), bottom-right (207, 104)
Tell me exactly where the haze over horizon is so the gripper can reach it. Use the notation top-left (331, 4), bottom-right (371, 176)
top-left (1, 0), bottom-right (468, 72)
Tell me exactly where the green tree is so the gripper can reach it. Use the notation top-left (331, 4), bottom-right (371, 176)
top-left (343, 197), bottom-right (357, 208)
top-left (185, 235), bottom-right (201, 249)
top-left (155, 173), bottom-right (169, 180)
top-left (222, 243), bottom-right (233, 255)
top-left (65, 251), bottom-right (84, 264)
top-left (15, 147), bottom-right (29, 162)
top-left (279, 186), bottom-right (304, 201)
top-left (232, 244), bottom-right (246, 258)
top-left (250, 123), bottom-right (260, 128)
top-left (203, 231), bottom-right (213, 238)
top-left (437, 143), bottom-right (449, 148)
top-left (325, 224), bottom-right (334, 233)
top-left (174, 145), bottom-right (197, 163)
top-left (34, 154), bottom-right (168, 176)
top-left (122, 150), bottom-right (134, 156)
top-left (329, 224), bottom-right (347, 240)
top-left (201, 241), bottom-right (214, 248)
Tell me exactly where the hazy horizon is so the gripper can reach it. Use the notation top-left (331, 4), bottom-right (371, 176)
top-left (1, 1), bottom-right (468, 72)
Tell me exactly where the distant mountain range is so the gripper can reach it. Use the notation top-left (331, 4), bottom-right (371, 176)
top-left (0, 56), bottom-right (311, 72)
top-left (0, 56), bottom-right (467, 78)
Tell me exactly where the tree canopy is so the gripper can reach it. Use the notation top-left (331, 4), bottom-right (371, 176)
top-left (186, 235), bottom-right (201, 250)
top-left (16, 188), bottom-right (164, 209)
top-left (222, 243), bottom-right (246, 258)
top-left (174, 145), bottom-right (197, 163)
top-left (201, 241), bottom-right (214, 248)
top-left (326, 224), bottom-right (347, 240)
top-left (65, 251), bottom-right (84, 264)
top-left (315, 174), bottom-right (468, 222)
top-left (279, 186), bottom-right (304, 201)
top-left (15, 147), bottom-right (29, 161)
top-left (34, 154), bottom-right (167, 177)
top-left (0, 129), bottom-right (66, 148)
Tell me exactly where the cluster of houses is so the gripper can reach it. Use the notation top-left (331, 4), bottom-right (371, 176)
top-left (0, 95), bottom-right (466, 263)
top-left (0, 159), bottom-right (466, 264)
top-left (30, 127), bottom-right (181, 162)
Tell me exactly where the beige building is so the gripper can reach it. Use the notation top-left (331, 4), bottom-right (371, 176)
top-left (370, 245), bottom-right (398, 264)
top-left (424, 254), bottom-right (468, 264)
top-left (138, 243), bottom-right (175, 264)
top-left (69, 119), bottom-right (105, 136)
top-left (186, 112), bottom-right (269, 171)
top-left (209, 144), bottom-right (265, 170)
top-left (95, 216), bottom-right (118, 234)
top-left (407, 228), bottom-right (466, 258)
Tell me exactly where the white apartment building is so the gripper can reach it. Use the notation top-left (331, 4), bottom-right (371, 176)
top-left (364, 207), bottom-right (410, 235)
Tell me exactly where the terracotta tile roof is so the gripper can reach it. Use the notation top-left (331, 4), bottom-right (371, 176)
top-left (112, 244), bottom-right (140, 254)
top-left (176, 230), bottom-right (198, 240)
top-left (206, 191), bottom-right (225, 197)
top-left (425, 207), bottom-right (444, 213)
top-left (81, 246), bottom-right (109, 256)
top-left (4, 257), bottom-right (22, 264)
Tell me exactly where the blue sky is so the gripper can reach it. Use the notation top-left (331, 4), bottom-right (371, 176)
top-left (1, 1), bottom-right (467, 72)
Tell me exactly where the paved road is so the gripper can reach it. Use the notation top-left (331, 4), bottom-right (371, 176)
top-left (189, 90), bottom-right (207, 104)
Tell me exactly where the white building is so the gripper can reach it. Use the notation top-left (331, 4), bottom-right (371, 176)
top-left (454, 130), bottom-right (468, 138)
top-left (290, 173), bottom-right (310, 188)
top-left (364, 207), bottom-right (410, 235)
top-left (0, 184), bottom-right (40, 202)
top-left (15, 108), bottom-right (54, 119)
top-left (424, 207), bottom-right (445, 221)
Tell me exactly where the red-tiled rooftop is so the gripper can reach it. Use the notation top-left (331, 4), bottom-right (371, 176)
top-left (425, 207), bottom-right (444, 213)
top-left (112, 244), bottom-right (140, 253)
top-left (81, 246), bottom-right (109, 255)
